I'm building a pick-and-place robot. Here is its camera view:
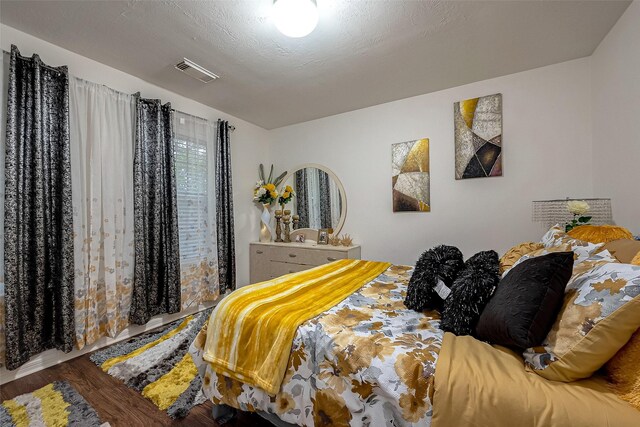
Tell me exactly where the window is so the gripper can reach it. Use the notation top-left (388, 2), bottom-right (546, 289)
top-left (173, 116), bottom-right (213, 264)
top-left (173, 111), bottom-right (218, 309)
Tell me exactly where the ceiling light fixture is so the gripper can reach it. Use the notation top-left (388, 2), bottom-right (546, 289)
top-left (272, 0), bottom-right (319, 38)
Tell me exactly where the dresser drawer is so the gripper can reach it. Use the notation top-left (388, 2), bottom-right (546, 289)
top-left (269, 247), bottom-right (348, 266)
top-left (269, 261), bottom-right (313, 278)
top-left (251, 245), bottom-right (272, 258)
top-left (250, 245), bottom-right (273, 283)
top-left (249, 243), bottom-right (361, 285)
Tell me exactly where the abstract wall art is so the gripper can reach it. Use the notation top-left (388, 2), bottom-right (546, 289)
top-left (454, 93), bottom-right (502, 179)
top-left (392, 138), bottom-right (430, 212)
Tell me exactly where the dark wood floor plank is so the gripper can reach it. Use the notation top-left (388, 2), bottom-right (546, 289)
top-left (1, 353), bottom-right (272, 427)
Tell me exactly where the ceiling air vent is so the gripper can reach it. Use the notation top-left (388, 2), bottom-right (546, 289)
top-left (175, 58), bottom-right (219, 83)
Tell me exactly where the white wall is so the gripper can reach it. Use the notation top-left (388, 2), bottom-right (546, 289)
top-left (0, 24), bottom-right (271, 287)
top-left (271, 58), bottom-right (594, 265)
top-left (591, 0), bottom-right (640, 234)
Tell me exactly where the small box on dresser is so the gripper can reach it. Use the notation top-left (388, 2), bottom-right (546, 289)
top-left (250, 242), bottom-right (362, 283)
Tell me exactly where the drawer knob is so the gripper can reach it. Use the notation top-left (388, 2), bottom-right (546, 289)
top-left (289, 253), bottom-right (297, 258)
top-left (256, 250), bottom-right (264, 254)
top-left (327, 257), bottom-right (337, 262)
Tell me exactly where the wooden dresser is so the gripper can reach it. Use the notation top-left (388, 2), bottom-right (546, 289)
top-left (249, 242), bottom-right (362, 283)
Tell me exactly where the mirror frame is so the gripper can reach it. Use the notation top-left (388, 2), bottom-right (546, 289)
top-left (280, 163), bottom-right (348, 240)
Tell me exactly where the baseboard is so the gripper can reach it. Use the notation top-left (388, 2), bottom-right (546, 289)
top-left (0, 302), bottom-right (215, 385)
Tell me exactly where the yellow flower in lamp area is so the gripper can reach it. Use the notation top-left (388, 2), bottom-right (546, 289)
top-left (265, 183), bottom-right (276, 192)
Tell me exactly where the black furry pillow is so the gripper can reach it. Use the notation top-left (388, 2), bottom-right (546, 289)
top-left (404, 245), bottom-right (464, 312)
top-left (440, 250), bottom-right (500, 336)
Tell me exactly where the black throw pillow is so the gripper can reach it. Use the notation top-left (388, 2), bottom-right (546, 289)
top-left (404, 245), bottom-right (464, 312)
top-left (440, 250), bottom-right (500, 336)
top-left (475, 251), bottom-right (573, 349)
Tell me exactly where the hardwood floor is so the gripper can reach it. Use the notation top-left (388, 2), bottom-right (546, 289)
top-left (1, 353), bottom-right (272, 427)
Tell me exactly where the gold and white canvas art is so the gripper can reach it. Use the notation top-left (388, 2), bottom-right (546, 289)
top-left (392, 138), bottom-right (430, 212)
top-left (454, 93), bottom-right (503, 179)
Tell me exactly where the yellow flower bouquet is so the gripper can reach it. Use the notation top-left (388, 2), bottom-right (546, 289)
top-left (278, 184), bottom-right (295, 207)
top-left (253, 164), bottom-right (286, 205)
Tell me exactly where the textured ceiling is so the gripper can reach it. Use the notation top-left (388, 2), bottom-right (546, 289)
top-left (0, 0), bottom-right (631, 129)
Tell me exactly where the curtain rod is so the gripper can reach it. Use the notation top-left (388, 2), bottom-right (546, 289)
top-left (172, 108), bottom-right (235, 132)
top-left (4, 50), bottom-right (236, 132)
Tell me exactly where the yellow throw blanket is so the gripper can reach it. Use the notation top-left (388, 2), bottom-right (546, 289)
top-left (203, 259), bottom-right (391, 395)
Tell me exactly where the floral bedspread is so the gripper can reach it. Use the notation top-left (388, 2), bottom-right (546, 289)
top-left (190, 265), bottom-right (443, 426)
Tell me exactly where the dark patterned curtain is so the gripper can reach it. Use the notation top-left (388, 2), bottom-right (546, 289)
top-left (4, 45), bottom-right (74, 370)
top-left (215, 120), bottom-right (235, 294)
top-left (295, 169), bottom-right (309, 229)
top-left (318, 170), bottom-right (332, 229)
top-left (130, 94), bottom-right (181, 324)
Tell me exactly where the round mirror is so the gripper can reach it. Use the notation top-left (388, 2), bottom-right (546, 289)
top-left (280, 164), bottom-right (347, 237)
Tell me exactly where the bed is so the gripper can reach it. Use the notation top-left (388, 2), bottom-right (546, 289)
top-left (189, 262), bottom-right (640, 427)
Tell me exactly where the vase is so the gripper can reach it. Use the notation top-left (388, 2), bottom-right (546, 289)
top-left (259, 203), bottom-right (273, 242)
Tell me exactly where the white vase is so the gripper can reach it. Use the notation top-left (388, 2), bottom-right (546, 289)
top-left (259, 203), bottom-right (273, 242)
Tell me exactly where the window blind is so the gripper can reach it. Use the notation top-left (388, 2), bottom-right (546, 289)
top-left (174, 135), bottom-right (209, 263)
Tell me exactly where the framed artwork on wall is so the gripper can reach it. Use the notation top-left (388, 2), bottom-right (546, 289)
top-left (392, 138), bottom-right (430, 212)
top-left (454, 93), bottom-right (503, 179)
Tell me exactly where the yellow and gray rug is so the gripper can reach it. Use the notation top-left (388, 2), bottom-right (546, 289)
top-left (0, 381), bottom-right (105, 427)
top-left (90, 309), bottom-right (211, 418)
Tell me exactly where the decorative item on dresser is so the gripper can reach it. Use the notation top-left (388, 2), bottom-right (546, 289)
top-left (329, 234), bottom-right (341, 246)
top-left (317, 229), bottom-right (330, 245)
top-left (253, 164), bottom-right (287, 243)
top-left (340, 233), bottom-right (354, 246)
top-left (274, 209), bottom-right (284, 242)
top-left (250, 241), bottom-right (361, 283)
top-left (283, 210), bottom-right (292, 243)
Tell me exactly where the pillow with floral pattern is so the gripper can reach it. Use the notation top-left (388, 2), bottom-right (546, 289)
top-left (541, 224), bottom-right (604, 263)
top-left (523, 260), bottom-right (640, 382)
top-left (503, 244), bottom-right (573, 278)
top-left (509, 248), bottom-right (617, 279)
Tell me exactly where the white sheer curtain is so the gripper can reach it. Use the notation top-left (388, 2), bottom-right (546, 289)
top-left (329, 178), bottom-right (341, 228)
top-left (307, 168), bottom-right (321, 228)
top-left (69, 77), bottom-right (135, 349)
top-left (173, 111), bottom-right (219, 310)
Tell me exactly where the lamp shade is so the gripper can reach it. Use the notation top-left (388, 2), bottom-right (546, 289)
top-left (532, 198), bottom-right (613, 229)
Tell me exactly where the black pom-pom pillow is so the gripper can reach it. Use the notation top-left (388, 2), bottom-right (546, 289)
top-left (440, 250), bottom-right (500, 336)
top-left (404, 245), bottom-right (464, 312)
top-left (476, 251), bottom-right (574, 349)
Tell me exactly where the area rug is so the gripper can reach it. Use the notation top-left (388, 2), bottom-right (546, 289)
top-left (0, 381), bottom-right (106, 427)
top-left (90, 308), bottom-right (212, 419)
